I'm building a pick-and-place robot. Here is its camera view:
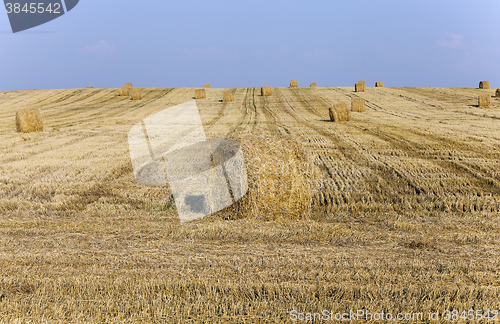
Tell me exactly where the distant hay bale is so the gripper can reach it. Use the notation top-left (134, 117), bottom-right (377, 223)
top-left (219, 134), bottom-right (319, 221)
top-left (329, 103), bottom-right (351, 122)
top-left (261, 86), bottom-right (272, 96)
top-left (351, 98), bottom-right (366, 112)
top-left (358, 80), bottom-right (366, 87)
top-left (120, 86), bottom-right (131, 96)
top-left (204, 84), bottom-right (211, 88)
top-left (195, 89), bottom-right (206, 99)
top-left (130, 89), bottom-right (142, 100)
top-left (375, 82), bottom-right (384, 87)
top-left (86, 86), bottom-right (93, 89)
top-left (479, 81), bottom-right (490, 89)
top-left (310, 82), bottom-right (317, 88)
top-left (290, 80), bottom-right (298, 88)
top-left (496, 89), bottom-right (500, 97)
top-left (15, 108), bottom-right (43, 133)
top-left (478, 95), bottom-right (491, 107)
top-left (222, 90), bottom-right (235, 102)
top-left (355, 82), bottom-right (365, 92)
top-left (124, 83), bottom-right (133, 88)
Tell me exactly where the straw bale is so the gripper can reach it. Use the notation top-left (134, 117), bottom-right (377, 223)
top-left (195, 89), bottom-right (206, 99)
top-left (479, 81), bottom-right (490, 89)
top-left (16, 108), bottom-right (43, 133)
top-left (329, 103), bottom-right (351, 122)
top-left (355, 82), bottom-right (365, 92)
top-left (222, 90), bottom-right (235, 102)
top-left (351, 98), bottom-right (366, 112)
top-left (218, 134), bottom-right (319, 220)
top-left (478, 95), bottom-right (491, 107)
top-left (261, 86), bottom-right (272, 96)
top-left (131, 89), bottom-right (142, 100)
top-left (120, 87), bottom-right (130, 96)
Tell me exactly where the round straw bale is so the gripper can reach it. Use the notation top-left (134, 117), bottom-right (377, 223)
top-left (86, 86), bottom-right (93, 89)
top-left (496, 89), bottom-right (500, 97)
top-left (222, 90), bottom-right (235, 102)
top-left (290, 80), bottom-right (298, 88)
top-left (351, 98), bottom-right (366, 112)
top-left (355, 82), bottom-right (365, 92)
top-left (16, 108), bottom-right (43, 133)
top-left (124, 83), bottom-right (133, 88)
top-left (130, 89), bottom-right (142, 100)
top-left (479, 81), bottom-right (490, 89)
top-left (329, 107), bottom-right (338, 122)
top-left (120, 86), bottom-right (131, 96)
top-left (261, 86), bottom-right (272, 96)
top-left (375, 82), bottom-right (383, 87)
top-left (478, 95), bottom-right (491, 108)
top-left (329, 103), bottom-right (351, 122)
top-left (195, 88), bottom-right (206, 99)
top-left (310, 82), bottom-right (317, 88)
top-left (218, 134), bottom-right (319, 221)
top-left (204, 84), bottom-right (211, 88)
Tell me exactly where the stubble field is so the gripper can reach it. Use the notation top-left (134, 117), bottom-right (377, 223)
top-left (0, 85), bottom-right (500, 323)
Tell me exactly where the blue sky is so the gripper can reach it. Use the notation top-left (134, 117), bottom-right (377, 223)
top-left (0, 0), bottom-right (499, 90)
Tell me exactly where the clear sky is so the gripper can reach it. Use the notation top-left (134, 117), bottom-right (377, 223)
top-left (0, 0), bottom-right (499, 90)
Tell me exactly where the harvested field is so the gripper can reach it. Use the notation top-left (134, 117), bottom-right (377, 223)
top-left (1, 86), bottom-right (500, 322)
